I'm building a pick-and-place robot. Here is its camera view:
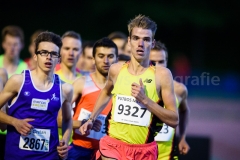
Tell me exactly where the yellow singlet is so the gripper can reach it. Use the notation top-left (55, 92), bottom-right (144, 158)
top-left (107, 63), bottom-right (163, 144)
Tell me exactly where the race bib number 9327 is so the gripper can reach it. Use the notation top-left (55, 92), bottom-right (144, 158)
top-left (113, 95), bottom-right (151, 126)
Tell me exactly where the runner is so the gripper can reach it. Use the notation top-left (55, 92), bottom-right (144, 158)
top-left (68, 37), bottom-right (118, 160)
top-left (55, 31), bottom-right (82, 143)
top-left (80, 15), bottom-right (179, 160)
top-left (0, 31), bottom-right (73, 160)
top-left (150, 41), bottom-right (190, 160)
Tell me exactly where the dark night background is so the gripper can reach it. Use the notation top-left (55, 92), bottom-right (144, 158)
top-left (0, 1), bottom-right (240, 160)
top-left (1, 0), bottom-right (239, 72)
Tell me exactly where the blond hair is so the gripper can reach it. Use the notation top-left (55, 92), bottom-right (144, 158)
top-left (128, 14), bottom-right (157, 39)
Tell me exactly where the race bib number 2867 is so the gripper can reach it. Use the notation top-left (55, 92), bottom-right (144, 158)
top-left (113, 95), bottom-right (151, 126)
top-left (19, 128), bottom-right (50, 152)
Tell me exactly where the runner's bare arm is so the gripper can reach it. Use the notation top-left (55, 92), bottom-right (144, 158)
top-left (57, 77), bottom-right (84, 128)
top-left (61, 83), bottom-right (73, 144)
top-left (133, 67), bottom-right (178, 128)
top-left (89, 63), bottom-right (120, 120)
top-left (71, 76), bottom-right (85, 104)
top-left (80, 63), bottom-right (121, 135)
top-left (0, 74), bottom-right (34, 135)
top-left (177, 84), bottom-right (190, 154)
top-left (72, 77), bottom-right (85, 128)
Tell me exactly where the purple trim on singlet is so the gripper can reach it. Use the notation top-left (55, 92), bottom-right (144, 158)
top-left (5, 70), bottom-right (62, 160)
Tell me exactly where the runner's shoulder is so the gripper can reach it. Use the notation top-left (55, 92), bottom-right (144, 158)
top-left (61, 81), bottom-right (73, 95)
top-left (155, 65), bottom-right (172, 75)
top-left (72, 75), bottom-right (86, 86)
top-left (174, 80), bottom-right (188, 99)
top-left (109, 62), bottom-right (123, 77)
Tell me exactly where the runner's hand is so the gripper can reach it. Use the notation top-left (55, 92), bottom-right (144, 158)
top-left (57, 140), bottom-right (68, 159)
top-left (80, 120), bottom-right (93, 136)
top-left (13, 118), bottom-right (34, 136)
top-left (91, 119), bottom-right (102, 132)
top-left (131, 78), bottom-right (147, 103)
top-left (178, 138), bottom-right (190, 155)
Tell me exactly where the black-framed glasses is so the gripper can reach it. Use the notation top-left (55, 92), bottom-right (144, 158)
top-left (36, 50), bottom-right (60, 58)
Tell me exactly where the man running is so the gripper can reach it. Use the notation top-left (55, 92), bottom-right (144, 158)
top-left (80, 15), bottom-right (179, 160)
top-left (55, 31), bottom-right (82, 143)
top-left (0, 31), bottom-right (73, 160)
top-left (150, 41), bottom-right (190, 160)
top-left (68, 37), bottom-right (118, 160)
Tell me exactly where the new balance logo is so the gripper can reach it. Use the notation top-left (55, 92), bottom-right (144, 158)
top-left (144, 78), bottom-right (152, 83)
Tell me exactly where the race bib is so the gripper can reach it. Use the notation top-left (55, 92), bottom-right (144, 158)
top-left (113, 95), bottom-right (151, 126)
top-left (31, 98), bottom-right (49, 111)
top-left (154, 123), bottom-right (174, 141)
top-left (19, 128), bottom-right (50, 152)
top-left (75, 108), bottom-right (107, 140)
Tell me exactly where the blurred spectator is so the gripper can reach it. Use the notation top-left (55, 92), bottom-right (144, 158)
top-left (77, 41), bottom-right (95, 75)
top-left (0, 25), bottom-right (28, 77)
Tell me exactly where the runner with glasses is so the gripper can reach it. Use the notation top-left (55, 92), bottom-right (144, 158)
top-left (0, 31), bottom-right (73, 160)
top-left (36, 50), bottom-right (61, 58)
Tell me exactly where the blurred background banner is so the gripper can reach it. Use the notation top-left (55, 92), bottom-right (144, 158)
top-left (0, 1), bottom-right (239, 159)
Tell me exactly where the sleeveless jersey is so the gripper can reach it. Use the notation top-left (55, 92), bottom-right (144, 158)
top-left (107, 63), bottom-right (163, 144)
top-left (72, 74), bottom-right (112, 149)
top-left (156, 97), bottom-right (179, 160)
top-left (55, 64), bottom-right (82, 84)
top-left (5, 70), bottom-right (62, 160)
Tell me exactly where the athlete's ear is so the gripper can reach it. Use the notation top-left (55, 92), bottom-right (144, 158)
top-left (33, 54), bottom-right (37, 61)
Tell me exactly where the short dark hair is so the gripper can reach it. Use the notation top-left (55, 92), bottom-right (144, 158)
top-left (82, 41), bottom-right (95, 56)
top-left (34, 31), bottom-right (62, 54)
top-left (1, 25), bottom-right (24, 44)
top-left (61, 31), bottom-right (82, 41)
top-left (92, 37), bottom-right (118, 57)
top-left (108, 31), bottom-right (127, 40)
top-left (152, 41), bottom-right (168, 62)
top-left (118, 54), bottom-right (130, 62)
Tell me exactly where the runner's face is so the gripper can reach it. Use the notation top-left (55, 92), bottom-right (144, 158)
top-left (83, 47), bottom-right (95, 72)
top-left (60, 37), bottom-right (82, 68)
top-left (94, 47), bottom-right (117, 76)
top-left (2, 35), bottom-right (23, 60)
top-left (35, 42), bottom-right (60, 72)
top-left (128, 27), bottom-right (154, 62)
top-left (149, 50), bottom-right (167, 67)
